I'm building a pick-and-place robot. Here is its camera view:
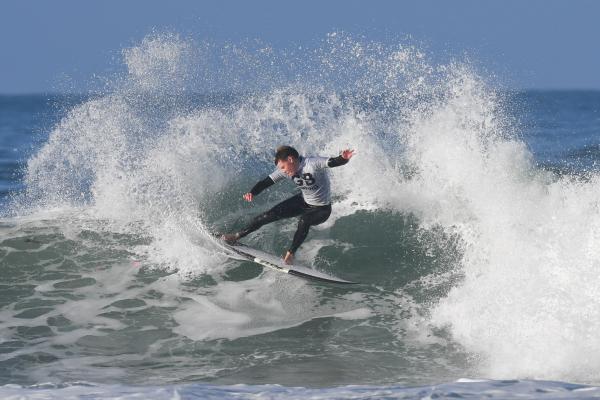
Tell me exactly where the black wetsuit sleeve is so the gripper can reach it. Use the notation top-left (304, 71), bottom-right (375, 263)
top-left (249, 176), bottom-right (275, 196)
top-left (327, 155), bottom-right (349, 168)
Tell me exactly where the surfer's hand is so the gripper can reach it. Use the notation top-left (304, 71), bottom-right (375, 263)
top-left (283, 251), bottom-right (294, 265)
top-left (341, 149), bottom-right (355, 160)
top-left (243, 193), bottom-right (253, 202)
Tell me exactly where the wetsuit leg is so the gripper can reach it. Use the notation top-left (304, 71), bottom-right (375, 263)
top-left (289, 204), bottom-right (332, 254)
top-left (237, 194), bottom-right (305, 238)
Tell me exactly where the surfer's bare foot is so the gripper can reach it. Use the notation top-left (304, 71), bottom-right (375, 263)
top-left (283, 251), bottom-right (294, 265)
top-left (220, 233), bottom-right (240, 244)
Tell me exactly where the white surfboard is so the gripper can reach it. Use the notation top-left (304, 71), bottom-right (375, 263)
top-left (219, 241), bottom-right (357, 284)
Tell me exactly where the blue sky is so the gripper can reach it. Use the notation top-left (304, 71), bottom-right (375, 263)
top-left (1, 0), bottom-right (599, 93)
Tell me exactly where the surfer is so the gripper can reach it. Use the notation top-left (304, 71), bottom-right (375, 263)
top-left (221, 145), bottom-right (355, 265)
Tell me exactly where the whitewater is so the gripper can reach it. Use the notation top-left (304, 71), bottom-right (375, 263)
top-left (2, 33), bottom-right (600, 398)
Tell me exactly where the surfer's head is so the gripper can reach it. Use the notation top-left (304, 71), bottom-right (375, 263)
top-left (275, 145), bottom-right (300, 176)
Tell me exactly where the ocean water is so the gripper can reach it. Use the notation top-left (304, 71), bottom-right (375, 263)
top-left (2, 34), bottom-right (600, 399)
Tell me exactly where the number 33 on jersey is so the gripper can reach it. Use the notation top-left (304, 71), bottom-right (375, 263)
top-left (269, 156), bottom-right (332, 206)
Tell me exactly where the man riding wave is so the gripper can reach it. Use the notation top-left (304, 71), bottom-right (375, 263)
top-left (221, 145), bottom-right (355, 264)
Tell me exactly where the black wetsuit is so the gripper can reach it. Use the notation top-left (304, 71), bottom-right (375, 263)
top-left (236, 155), bottom-right (349, 254)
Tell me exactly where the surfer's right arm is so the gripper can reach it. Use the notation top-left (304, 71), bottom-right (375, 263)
top-left (243, 176), bottom-right (275, 202)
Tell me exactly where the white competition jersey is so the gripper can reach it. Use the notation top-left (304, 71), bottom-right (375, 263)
top-left (269, 156), bottom-right (331, 206)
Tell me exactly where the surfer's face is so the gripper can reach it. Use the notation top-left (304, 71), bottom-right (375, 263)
top-left (276, 156), bottom-right (299, 176)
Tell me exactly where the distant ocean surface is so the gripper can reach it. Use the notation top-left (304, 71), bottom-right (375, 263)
top-left (2, 35), bottom-right (600, 399)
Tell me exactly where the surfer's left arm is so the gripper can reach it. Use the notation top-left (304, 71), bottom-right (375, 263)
top-left (327, 149), bottom-right (355, 167)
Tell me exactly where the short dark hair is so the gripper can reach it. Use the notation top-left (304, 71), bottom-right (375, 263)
top-left (274, 145), bottom-right (299, 165)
